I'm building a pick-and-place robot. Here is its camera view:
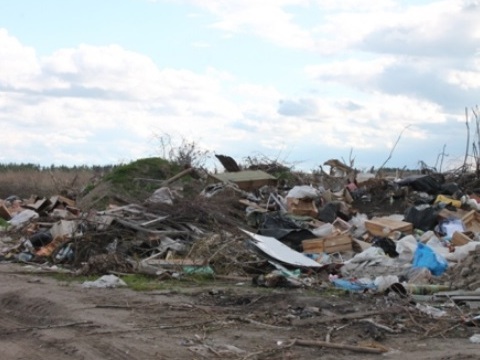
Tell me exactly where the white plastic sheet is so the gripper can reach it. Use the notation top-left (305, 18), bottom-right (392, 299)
top-left (241, 229), bottom-right (321, 268)
top-left (82, 275), bottom-right (127, 289)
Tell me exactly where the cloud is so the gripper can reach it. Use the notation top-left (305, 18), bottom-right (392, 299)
top-left (278, 98), bottom-right (318, 117)
top-left (0, 29), bottom-right (40, 88)
top-left (0, 30), bottom-right (246, 165)
top-left (360, 1), bottom-right (480, 58)
top-left (305, 53), bottom-right (480, 113)
top-left (446, 57), bottom-right (480, 89)
top-left (178, 0), bottom-right (316, 49)
top-left (305, 57), bottom-right (397, 86)
top-left (0, 7), bottom-right (475, 171)
top-left (376, 63), bottom-right (480, 110)
top-left (313, 0), bottom-right (396, 11)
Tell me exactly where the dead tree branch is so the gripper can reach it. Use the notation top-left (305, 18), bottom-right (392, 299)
top-left (376, 125), bottom-right (411, 176)
top-left (464, 107), bottom-right (470, 174)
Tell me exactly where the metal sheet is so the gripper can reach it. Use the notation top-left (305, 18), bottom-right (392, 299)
top-left (242, 229), bottom-right (321, 268)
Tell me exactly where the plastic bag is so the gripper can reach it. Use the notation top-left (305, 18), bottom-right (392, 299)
top-left (286, 185), bottom-right (321, 199)
top-left (395, 235), bottom-right (418, 263)
top-left (435, 218), bottom-right (464, 238)
top-left (347, 246), bottom-right (386, 264)
top-left (349, 213), bottom-right (368, 238)
top-left (404, 205), bottom-right (439, 231)
top-left (8, 209), bottom-right (39, 229)
top-left (330, 277), bottom-right (376, 292)
top-left (412, 243), bottom-right (448, 276)
top-left (311, 223), bottom-right (334, 237)
top-left (374, 275), bottom-right (399, 292)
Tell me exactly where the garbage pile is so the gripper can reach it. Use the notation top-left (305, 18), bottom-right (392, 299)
top-left (1, 156), bottom-right (480, 302)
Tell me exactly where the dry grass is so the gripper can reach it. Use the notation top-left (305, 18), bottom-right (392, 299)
top-left (0, 169), bottom-right (94, 199)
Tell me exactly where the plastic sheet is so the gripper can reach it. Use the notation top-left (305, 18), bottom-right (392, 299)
top-left (412, 243), bottom-right (448, 276)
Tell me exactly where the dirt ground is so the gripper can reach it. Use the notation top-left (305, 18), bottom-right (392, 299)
top-left (1, 263), bottom-right (479, 360)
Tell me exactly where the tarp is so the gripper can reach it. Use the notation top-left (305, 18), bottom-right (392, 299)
top-left (258, 212), bottom-right (316, 251)
top-left (397, 175), bottom-right (443, 194)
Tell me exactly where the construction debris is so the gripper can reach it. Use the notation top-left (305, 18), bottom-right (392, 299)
top-left (4, 155), bottom-right (480, 350)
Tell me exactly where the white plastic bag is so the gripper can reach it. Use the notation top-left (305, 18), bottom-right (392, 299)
top-left (374, 275), bottom-right (399, 292)
top-left (395, 235), bottom-right (418, 263)
top-left (286, 185), bottom-right (320, 199)
top-left (311, 223), bottom-right (334, 237)
top-left (8, 209), bottom-right (39, 229)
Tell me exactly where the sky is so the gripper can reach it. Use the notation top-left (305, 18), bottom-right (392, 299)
top-left (1, 0), bottom-right (479, 172)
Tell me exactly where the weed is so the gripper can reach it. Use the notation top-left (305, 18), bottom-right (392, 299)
top-left (120, 274), bottom-right (170, 291)
top-left (82, 183), bottom-right (95, 195)
top-left (0, 217), bottom-right (9, 229)
top-left (49, 272), bottom-right (97, 283)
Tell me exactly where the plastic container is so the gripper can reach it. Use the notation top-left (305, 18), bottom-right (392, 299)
top-left (434, 195), bottom-right (462, 208)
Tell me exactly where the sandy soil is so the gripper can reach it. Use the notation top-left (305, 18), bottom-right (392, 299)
top-left (0, 263), bottom-right (479, 360)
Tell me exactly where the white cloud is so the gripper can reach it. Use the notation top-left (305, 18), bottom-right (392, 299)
top-left (0, 31), bottom-right (248, 165)
top-left (360, 1), bottom-right (480, 58)
top-left (446, 57), bottom-right (480, 89)
top-left (305, 57), bottom-right (397, 85)
top-left (314, 0), bottom-right (396, 11)
top-left (0, 0), bottom-right (476, 170)
top-left (180, 0), bottom-right (316, 49)
top-left (0, 29), bottom-right (40, 88)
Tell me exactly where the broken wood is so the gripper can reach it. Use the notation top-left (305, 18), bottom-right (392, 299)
top-left (0, 204), bottom-right (12, 220)
top-left (358, 318), bottom-right (399, 333)
top-left (294, 339), bottom-right (388, 354)
top-left (227, 316), bottom-right (291, 330)
top-left (1, 321), bottom-right (96, 334)
top-left (160, 167), bottom-right (194, 187)
top-left (141, 216), bottom-right (169, 228)
top-left (114, 218), bottom-right (188, 235)
top-left (295, 308), bottom-right (402, 326)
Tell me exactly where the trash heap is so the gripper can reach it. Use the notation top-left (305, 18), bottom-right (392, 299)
top-left (1, 155), bottom-right (480, 302)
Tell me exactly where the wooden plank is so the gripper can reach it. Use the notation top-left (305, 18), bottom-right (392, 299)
top-left (302, 234), bottom-right (352, 254)
top-left (238, 199), bottom-right (268, 213)
top-left (24, 198), bottom-right (51, 212)
top-left (352, 238), bottom-right (372, 251)
top-left (57, 195), bottom-right (76, 208)
top-left (141, 216), bottom-right (170, 228)
top-left (451, 231), bottom-right (472, 246)
top-left (365, 217), bottom-right (412, 237)
top-left (0, 204), bottom-right (11, 220)
top-left (286, 198), bottom-right (318, 217)
top-left (463, 210), bottom-right (480, 233)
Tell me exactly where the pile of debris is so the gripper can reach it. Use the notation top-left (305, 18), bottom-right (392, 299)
top-left (1, 155), bottom-right (480, 302)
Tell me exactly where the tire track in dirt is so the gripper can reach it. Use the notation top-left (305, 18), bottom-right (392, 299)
top-left (0, 291), bottom-right (70, 326)
top-left (0, 286), bottom-right (162, 359)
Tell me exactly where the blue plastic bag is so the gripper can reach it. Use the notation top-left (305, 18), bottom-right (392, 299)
top-left (331, 278), bottom-right (377, 292)
top-left (412, 243), bottom-right (448, 276)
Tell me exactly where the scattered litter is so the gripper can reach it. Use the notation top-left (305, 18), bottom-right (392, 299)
top-left (81, 275), bottom-right (127, 289)
top-left (469, 334), bottom-right (480, 344)
top-left (2, 155), bottom-right (480, 339)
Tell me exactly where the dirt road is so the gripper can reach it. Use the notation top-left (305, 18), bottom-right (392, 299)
top-left (0, 263), bottom-right (478, 360)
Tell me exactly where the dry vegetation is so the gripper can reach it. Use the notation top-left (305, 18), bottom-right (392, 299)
top-left (0, 167), bottom-right (95, 199)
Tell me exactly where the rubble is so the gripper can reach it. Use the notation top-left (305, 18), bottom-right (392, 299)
top-left (4, 155), bottom-right (480, 348)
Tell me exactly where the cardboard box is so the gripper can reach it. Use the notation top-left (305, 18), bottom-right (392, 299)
top-left (365, 217), bottom-right (413, 237)
top-left (286, 198), bottom-right (318, 218)
top-left (462, 210), bottom-right (480, 233)
top-left (302, 233), bottom-right (353, 254)
top-left (452, 231), bottom-right (473, 246)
